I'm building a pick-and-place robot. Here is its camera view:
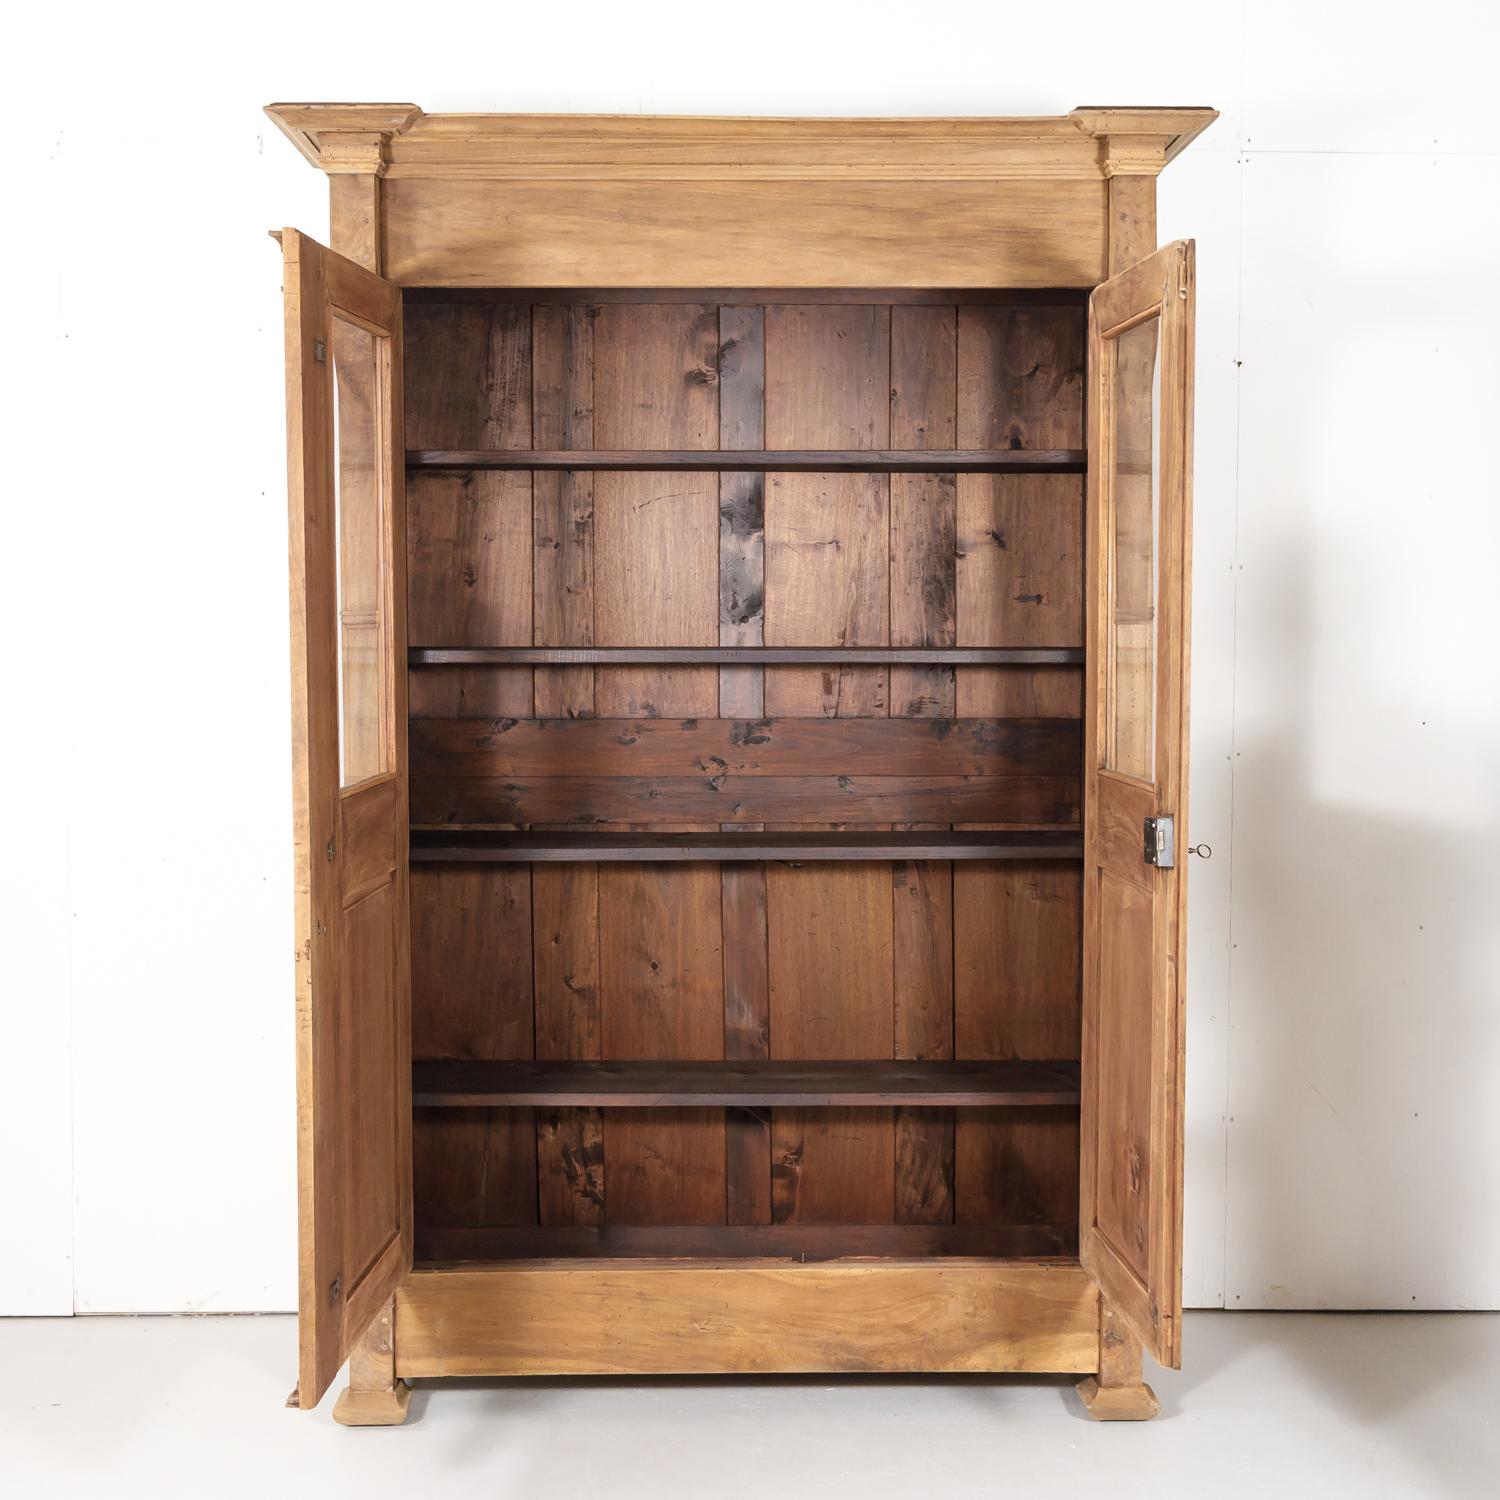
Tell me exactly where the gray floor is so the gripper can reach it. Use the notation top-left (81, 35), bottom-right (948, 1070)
top-left (4, 1311), bottom-right (1497, 1498)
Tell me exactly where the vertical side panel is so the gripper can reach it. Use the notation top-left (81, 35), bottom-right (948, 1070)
top-left (593, 304), bottom-right (725, 1225)
top-left (764, 305), bottom-right (893, 1223)
top-left (889, 305), bottom-right (957, 1225)
top-left (531, 302), bottom-right (604, 1225)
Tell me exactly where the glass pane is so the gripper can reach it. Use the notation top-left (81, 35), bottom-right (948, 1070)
top-left (1106, 314), bottom-right (1161, 782)
top-left (332, 316), bottom-right (389, 787)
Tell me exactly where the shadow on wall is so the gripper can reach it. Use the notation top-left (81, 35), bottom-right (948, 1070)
top-left (1221, 143), bottom-right (1500, 1325)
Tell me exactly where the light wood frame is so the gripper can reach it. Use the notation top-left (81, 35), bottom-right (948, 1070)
top-left (265, 104), bottom-right (1217, 283)
top-left (269, 100), bottom-right (1214, 1423)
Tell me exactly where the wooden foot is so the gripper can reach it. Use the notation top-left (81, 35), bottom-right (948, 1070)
top-left (1076, 1374), bottom-right (1160, 1421)
top-left (331, 1298), bottom-right (412, 1427)
top-left (333, 1382), bottom-right (411, 1426)
top-left (1075, 1300), bottom-right (1161, 1422)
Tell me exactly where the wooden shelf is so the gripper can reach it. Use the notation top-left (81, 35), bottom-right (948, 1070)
top-left (407, 448), bottom-right (1086, 474)
top-left (409, 829), bottom-right (1083, 864)
top-left (417, 1222), bottom-right (1078, 1263)
top-left (412, 1059), bottom-right (1081, 1108)
top-left (410, 645), bottom-right (1084, 667)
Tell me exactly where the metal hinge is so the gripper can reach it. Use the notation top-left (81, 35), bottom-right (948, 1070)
top-left (313, 339), bottom-right (327, 363)
top-left (326, 837), bottom-right (336, 863)
top-left (1144, 815), bottom-right (1175, 868)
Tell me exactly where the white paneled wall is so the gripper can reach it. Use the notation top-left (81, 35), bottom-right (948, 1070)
top-left (4, 0), bottom-right (1496, 1316)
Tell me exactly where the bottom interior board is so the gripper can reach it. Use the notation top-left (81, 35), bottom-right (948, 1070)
top-left (395, 1260), bottom-right (1098, 1377)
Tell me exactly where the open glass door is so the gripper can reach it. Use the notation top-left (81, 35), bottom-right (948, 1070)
top-left (281, 228), bottom-right (412, 1407)
top-left (1080, 240), bottom-right (1195, 1369)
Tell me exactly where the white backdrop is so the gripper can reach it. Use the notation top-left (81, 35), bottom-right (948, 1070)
top-left (5, 0), bottom-right (1497, 1317)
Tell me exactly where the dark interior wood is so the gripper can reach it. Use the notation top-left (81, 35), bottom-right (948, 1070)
top-left (414, 1059), bottom-right (1081, 1108)
top-left (408, 448), bottom-right (1086, 473)
top-left (411, 646), bottom-right (1084, 665)
top-left (403, 286), bottom-right (1090, 306)
top-left (416, 1221), bottom-right (1079, 1261)
top-left (409, 831), bottom-right (1084, 863)
top-left (402, 290), bottom-right (1085, 1256)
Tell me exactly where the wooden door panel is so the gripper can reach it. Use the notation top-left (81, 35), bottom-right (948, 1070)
top-left (1093, 869), bottom-right (1154, 1270)
top-left (1080, 241), bottom-right (1194, 1369)
top-left (281, 228), bottom-right (411, 1408)
top-left (343, 883), bottom-right (402, 1264)
top-left (340, 777), bottom-right (399, 906)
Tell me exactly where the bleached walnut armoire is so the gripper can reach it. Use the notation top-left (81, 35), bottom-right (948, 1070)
top-left (267, 100), bottom-right (1214, 1425)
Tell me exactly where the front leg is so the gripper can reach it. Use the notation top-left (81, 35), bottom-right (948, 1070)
top-left (1075, 1300), bottom-right (1160, 1421)
top-left (333, 1298), bottom-right (411, 1426)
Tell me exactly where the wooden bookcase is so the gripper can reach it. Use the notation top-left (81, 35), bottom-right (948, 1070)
top-left (267, 102), bottom-right (1215, 1426)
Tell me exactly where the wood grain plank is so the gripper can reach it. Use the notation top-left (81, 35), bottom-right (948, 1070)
top-left (531, 302), bottom-right (596, 717)
top-left (403, 301), bottom-right (534, 1238)
top-left (718, 306), bottom-right (767, 716)
top-left (410, 867), bottom-right (536, 1228)
top-left (409, 715), bottom-right (1080, 778)
top-left (411, 829), bottom-right (1084, 863)
top-left (404, 301), bottom-right (532, 719)
top-left (533, 865), bottom-right (604, 1225)
top-left (395, 1260), bottom-right (1101, 1377)
top-left (416, 1222), bottom-right (1075, 1261)
top-left (722, 862), bottom-right (771, 1224)
top-left (382, 176), bottom-right (1108, 289)
top-left (530, 302), bottom-right (603, 1224)
top-left (413, 1059), bottom-right (1081, 1108)
top-left (408, 448), bottom-right (1084, 473)
top-left (411, 772), bottom-right (1079, 828)
top-left (888, 305), bottom-right (959, 1225)
top-left (955, 864), bottom-right (1082, 1229)
top-left (768, 865), bottom-right (895, 1224)
top-left (592, 303), bottom-right (726, 1226)
top-left (413, 646), bottom-right (1083, 666)
top-left (763, 304), bottom-right (895, 1223)
top-left (954, 303), bottom-right (1087, 1246)
top-left (957, 305), bottom-right (1086, 719)
top-left (406, 287), bottom-right (1092, 307)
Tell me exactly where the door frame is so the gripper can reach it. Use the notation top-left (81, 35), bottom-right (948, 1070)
top-left (282, 227), bottom-right (412, 1407)
top-left (1079, 239), bottom-right (1196, 1369)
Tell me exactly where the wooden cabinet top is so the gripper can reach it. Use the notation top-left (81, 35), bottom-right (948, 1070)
top-left (265, 103), bottom-right (1217, 289)
top-left (265, 103), bottom-right (1218, 181)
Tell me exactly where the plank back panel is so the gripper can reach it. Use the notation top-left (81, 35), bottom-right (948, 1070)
top-left (529, 301), bottom-right (605, 1226)
top-left (404, 299), bottom-right (535, 1233)
top-left (764, 304), bottom-right (895, 1224)
top-left (889, 305), bottom-right (959, 1226)
top-left (591, 303), bottom-right (726, 1225)
top-left (955, 302), bottom-right (1087, 1230)
top-left (403, 290), bottom-right (1086, 1255)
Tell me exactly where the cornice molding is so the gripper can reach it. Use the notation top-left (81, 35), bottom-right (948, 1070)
top-left (264, 103), bottom-right (423, 175)
top-left (264, 103), bottom-right (1218, 183)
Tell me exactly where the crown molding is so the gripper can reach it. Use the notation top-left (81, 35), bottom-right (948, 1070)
top-left (263, 103), bottom-right (1218, 182)
top-left (264, 103), bottom-right (423, 174)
